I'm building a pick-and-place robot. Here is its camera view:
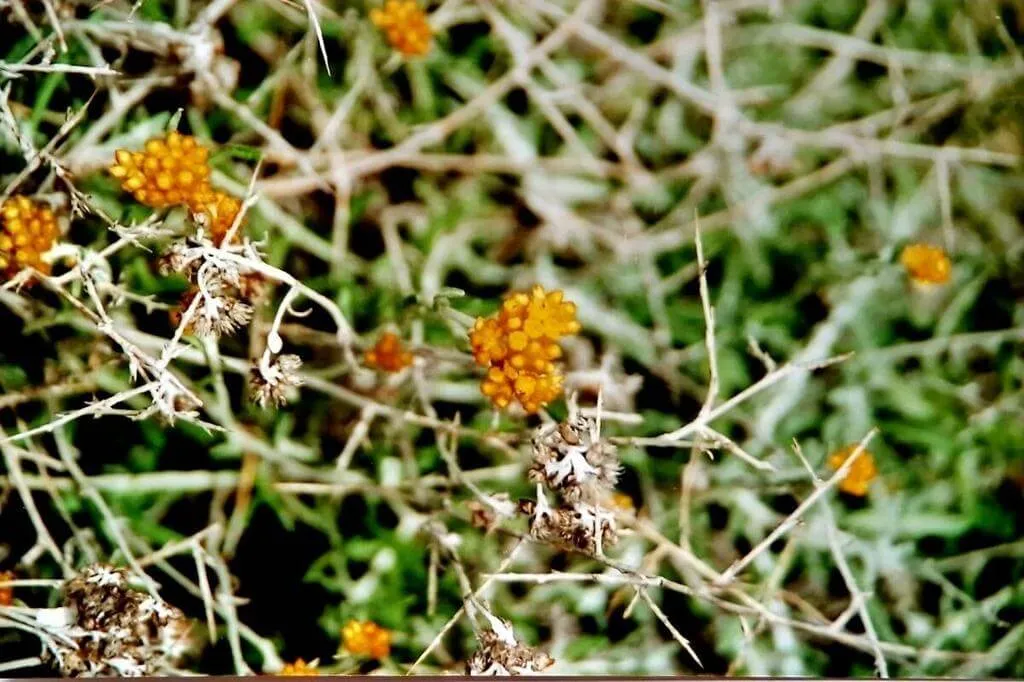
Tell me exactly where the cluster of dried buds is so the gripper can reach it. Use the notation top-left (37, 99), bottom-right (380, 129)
top-left (40, 564), bottom-right (191, 677)
top-left (160, 240), bottom-right (265, 341)
top-left (465, 607), bottom-right (553, 676)
top-left (249, 350), bottom-right (304, 409)
top-left (520, 413), bottom-right (621, 556)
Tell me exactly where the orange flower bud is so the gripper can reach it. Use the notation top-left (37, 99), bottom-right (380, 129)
top-left (341, 620), bottom-right (391, 660)
top-left (900, 243), bottom-right (951, 286)
top-left (828, 445), bottom-right (877, 496)
top-left (370, 1), bottom-right (432, 57)
top-left (0, 196), bottom-right (59, 280)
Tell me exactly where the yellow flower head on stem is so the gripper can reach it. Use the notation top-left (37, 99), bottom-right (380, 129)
top-left (370, 1), bottom-right (432, 57)
top-left (0, 570), bottom-right (14, 606)
top-left (280, 658), bottom-right (319, 676)
top-left (469, 285), bottom-right (579, 414)
top-left (364, 331), bottom-right (414, 372)
top-left (0, 196), bottom-right (59, 280)
top-left (341, 620), bottom-right (391, 660)
top-left (828, 445), bottom-right (877, 497)
top-left (900, 243), bottom-right (951, 286)
top-left (195, 190), bottom-right (244, 245)
top-left (109, 132), bottom-right (213, 210)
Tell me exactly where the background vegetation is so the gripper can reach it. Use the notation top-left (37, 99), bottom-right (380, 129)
top-left (1, 0), bottom-right (1023, 676)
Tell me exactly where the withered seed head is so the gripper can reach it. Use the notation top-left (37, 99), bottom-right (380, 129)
top-left (530, 415), bottom-right (620, 505)
top-left (466, 620), bottom-right (554, 675)
top-left (44, 564), bottom-right (190, 677)
top-left (250, 354), bottom-right (304, 408)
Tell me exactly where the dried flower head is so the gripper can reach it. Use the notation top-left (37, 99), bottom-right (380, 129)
top-left (900, 243), bottom-right (951, 286)
top-left (529, 415), bottom-right (620, 505)
top-left (250, 354), bottom-right (304, 408)
top-left (466, 613), bottom-right (553, 675)
top-left (158, 242), bottom-right (198, 280)
top-left (370, 1), bottom-right (432, 57)
top-left (364, 331), bottom-right (414, 372)
top-left (193, 190), bottom-right (244, 245)
top-left (173, 286), bottom-right (253, 339)
top-left (0, 570), bottom-right (14, 606)
top-left (280, 658), bottom-right (320, 676)
top-left (42, 563), bottom-right (190, 677)
top-left (109, 132), bottom-right (213, 210)
top-left (828, 445), bottom-right (878, 496)
top-left (520, 486), bottom-right (618, 556)
top-left (470, 286), bottom-right (580, 413)
top-left (1, 195), bottom-right (60, 280)
top-left (341, 620), bottom-right (391, 660)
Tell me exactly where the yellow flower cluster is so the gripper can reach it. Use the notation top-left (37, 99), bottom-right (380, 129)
top-left (0, 196), bottom-right (59, 280)
top-left (370, 1), bottom-right (432, 56)
top-left (828, 445), bottom-right (877, 497)
top-left (200, 190), bottom-right (244, 245)
top-left (341, 620), bottom-right (391, 660)
top-left (280, 658), bottom-right (319, 676)
top-left (365, 332), bottom-right (413, 372)
top-left (470, 286), bottom-right (580, 414)
top-left (109, 132), bottom-right (242, 245)
top-left (900, 243), bottom-right (951, 286)
top-left (109, 132), bottom-right (211, 209)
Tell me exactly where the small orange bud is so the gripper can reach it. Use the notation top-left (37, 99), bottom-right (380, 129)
top-left (828, 445), bottom-right (877, 497)
top-left (0, 570), bottom-right (14, 606)
top-left (195, 190), bottom-right (244, 245)
top-left (341, 620), bottom-right (391, 660)
top-left (1, 196), bottom-right (59, 281)
top-left (280, 658), bottom-right (319, 676)
top-left (370, 1), bottom-right (432, 56)
top-left (900, 243), bottom-right (951, 286)
top-left (364, 332), bottom-right (414, 372)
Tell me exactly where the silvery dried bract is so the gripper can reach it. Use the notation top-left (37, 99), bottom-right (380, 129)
top-left (466, 616), bottom-right (554, 676)
top-left (529, 415), bottom-right (619, 505)
top-left (42, 564), bottom-right (191, 677)
top-left (158, 242), bottom-right (199, 280)
top-left (249, 353), bottom-right (303, 408)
